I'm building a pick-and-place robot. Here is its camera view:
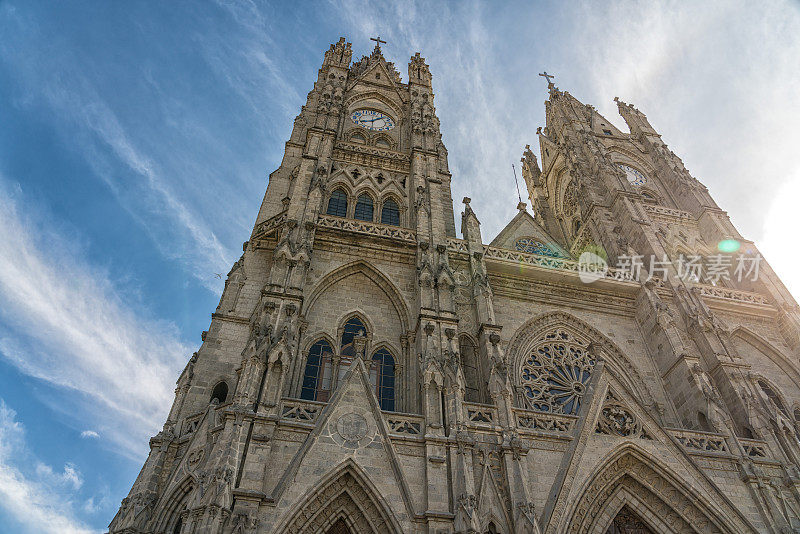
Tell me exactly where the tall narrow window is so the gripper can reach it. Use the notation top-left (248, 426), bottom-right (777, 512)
top-left (354, 194), bottom-right (374, 221)
top-left (301, 340), bottom-right (334, 402)
top-left (381, 198), bottom-right (400, 226)
top-left (326, 189), bottom-right (348, 218)
top-left (459, 335), bottom-right (480, 402)
top-left (339, 317), bottom-right (367, 381)
top-left (370, 348), bottom-right (395, 411)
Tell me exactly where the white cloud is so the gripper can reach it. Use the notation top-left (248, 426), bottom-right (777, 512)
top-left (80, 430), bottom-right (100, 439)
top-left (0, 9), bottom-right (237, 293)
top-left (0, 179), bottom-right (191, 458)
top-left (34, 462), bottom-right (83, 491)
top-left (0, 399), bottom-right (98, 534)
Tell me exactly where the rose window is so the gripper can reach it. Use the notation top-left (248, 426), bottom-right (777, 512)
top-left (519, 330), bottom-right (595, 415)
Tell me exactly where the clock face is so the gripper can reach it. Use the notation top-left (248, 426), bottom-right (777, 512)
top-left (618, 164), bottom-right (647, 186)
top-left (351, 109), bottom-right (395, 131)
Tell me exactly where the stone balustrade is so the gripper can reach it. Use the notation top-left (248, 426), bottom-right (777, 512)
top-left (669, 428), bottom-right (729, 454)
top-left (694, 283), bottom-right (770, 305)
top-left (513, 407), bottom-right (577, 434)
top-left (383, 412), bottom-right (425, 437)
top-left (280, 398), bottom-right (326, 425)
top-left (317, 214), bottom-right (416, 243)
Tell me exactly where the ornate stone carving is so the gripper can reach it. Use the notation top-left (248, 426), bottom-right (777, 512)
top-left (518, 328), bottom-right (595, 415)
top-left (595, 391), bottom-right (652, 439)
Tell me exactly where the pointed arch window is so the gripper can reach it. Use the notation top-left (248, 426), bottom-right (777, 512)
top-left (381, 198), bottom-right (400, 226)
top-left (354, 194), bottom-right (374, 221)
top-left (301, 340), bottom-right (334, 402)
top-left (327, 189), bottom-right (348, 218)
top-left (370, 348), bottom-right (395, 411)
top-left (339, 316), bottom-right (367, 381)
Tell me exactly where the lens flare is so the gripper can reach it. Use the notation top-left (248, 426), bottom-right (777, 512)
top-left (717, 239), bottom-right (741, 253)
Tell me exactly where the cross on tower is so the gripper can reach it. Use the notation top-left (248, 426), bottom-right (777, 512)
top-left (370, 36), bottom-right (387, 49)
top-left (539, 71), bottom-right (555, 86)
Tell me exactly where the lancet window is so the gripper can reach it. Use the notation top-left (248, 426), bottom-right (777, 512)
top-left (326, 189), bottom-right (348, 218)
top-left (381, 198), bottom-right (400, 226)
top-left (300, 316), bottom-right (396, 409)
top-left (370, 348), bottom-right (395, 411)
top-left (354, 194), bottom-right (374, 221)
top-left (301, 339), bottom-right (335, 402)
top-left (518, 329), bottom-right (595, 415)
top-left (338, 316), bottom-right (366, 380)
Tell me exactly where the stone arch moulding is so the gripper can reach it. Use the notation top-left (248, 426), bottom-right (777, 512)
top-left (273, 459), bottom-right (404, 534)
top-left (344, 90), bottom-right (404, 120)
top-left (303, 261), bottom-right (411, 333)
top-left (507, 311), bottom-right (657, 410)
top-left (151, 475), bottom-right (195, 533)
top-left (562, 444), bottom-right (752, 534)
top-left (337, 310), bottom-right (374, 340)
top-left (607, 145), bottom-right (655, 174)
top-left (301, 333), bottom-right (338, 357)
top-left (731, 326), bottom-right (800, 391)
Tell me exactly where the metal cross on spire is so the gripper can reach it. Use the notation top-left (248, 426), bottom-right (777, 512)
top-left (539, 71), bottom-right (555, 87)
top-left (370, 36), bottom-right (387, 49)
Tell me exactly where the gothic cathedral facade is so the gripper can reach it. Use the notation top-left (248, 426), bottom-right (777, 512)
top-left (110, 38), bottom-right (800, 534)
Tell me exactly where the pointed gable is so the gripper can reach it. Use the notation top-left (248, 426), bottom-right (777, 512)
top-left (348, 45), bottom-right (403, 89)
top-left (489, 206), bottom-right (569, 257)
top-left (543, 371), bottom-right (756, 534)
top-left (271, 359), bottom-right (415, 525)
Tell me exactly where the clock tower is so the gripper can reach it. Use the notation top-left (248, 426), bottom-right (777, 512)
top-left (111, 38), bottom-right (800, 534)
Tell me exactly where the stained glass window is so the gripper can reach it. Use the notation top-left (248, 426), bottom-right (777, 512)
top-left (326, 189), bottom-right (348, 218)
top-left (354, 194), bottom-right (374, 221)
top-left (514, 237), bottom-right (559, 257)
top-left (370, 348), bottom-right (395, 411)
top-left (519, 329), bottom-right (595, 415)
top-left (381, 198), bottom-right (400, 226)
top-left (338, 316), bottom-right (367, 381)
top-left (301, 340), bottom-right (334, 402)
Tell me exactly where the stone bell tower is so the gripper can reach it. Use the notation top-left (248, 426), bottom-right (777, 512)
top-left (109, 37), bottom-right (474, 534)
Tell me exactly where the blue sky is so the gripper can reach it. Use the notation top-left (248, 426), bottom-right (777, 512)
top-left (0, 1), bottom-right (799, 532)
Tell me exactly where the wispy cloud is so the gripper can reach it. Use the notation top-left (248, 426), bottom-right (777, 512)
top-left (80, 430), bottom-right (100, 439)
top-left (0, 399), bottom-right (98, 534)
top-left (0, 7), bottom-right (237, 292)
top-left (0, 178), bottom-right (190, 458)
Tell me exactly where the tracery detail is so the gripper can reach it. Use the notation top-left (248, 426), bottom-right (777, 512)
top-left (514, 237), bottom-right (560, 257)
top-left (519, 329), bottom-right (595, 415)
top-left (595, 391), bottom-right (652, 439)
